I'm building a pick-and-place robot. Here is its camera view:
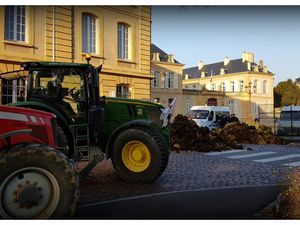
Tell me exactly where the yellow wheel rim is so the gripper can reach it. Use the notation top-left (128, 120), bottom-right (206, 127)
top-left (122, 141), bottom-right (151, 172)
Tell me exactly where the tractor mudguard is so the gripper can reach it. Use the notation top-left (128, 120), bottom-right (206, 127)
top-left (105, 119), bottom-right (163, 158)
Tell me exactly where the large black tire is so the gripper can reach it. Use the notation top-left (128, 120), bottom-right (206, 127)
top-left (0, 143), bottom-right (80, 219)
top-left (111, 127), bottom-right (169, 183)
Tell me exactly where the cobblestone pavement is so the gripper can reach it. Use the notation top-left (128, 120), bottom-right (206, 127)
top-left (79, 144), bottom-right (300, 206)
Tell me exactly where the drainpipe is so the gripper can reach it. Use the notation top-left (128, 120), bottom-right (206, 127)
top-left (52, 6), bottom-right (56, 62)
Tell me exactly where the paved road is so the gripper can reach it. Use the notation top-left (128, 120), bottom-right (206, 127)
top-left (206, 145), bottom-right (300, 167)
top-left (75, 185), bottom-right (281, 219)
top-left (76, 144), bottom-right (300, 218)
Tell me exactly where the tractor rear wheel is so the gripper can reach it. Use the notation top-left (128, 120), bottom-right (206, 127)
top-left (111, 127), bottom-right (169, 183)
top-left (0, 144), bottom-right (79, 219)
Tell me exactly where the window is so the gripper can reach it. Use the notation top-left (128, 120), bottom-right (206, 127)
top-left (2, 79), bottom-right (26, 104)
top-left (211, 83), bottom-right (215, 91)
top-left (239, 80), bottom-right (244, 92)
top-left (230, 81), bottom-right (235, 92)
top-left (187, 110), bottom-right (209, 119)
top-left (116, 84), bottom-right (130, 98)
top-left (263, 80), bottom-right (267, 94)
top-left (5, 6), bottom-right (26, 42)
top-left (151, 71), bottom-right (160, 88)
top-left (280, 111), bottom-right (300, 121)
top-left (118, 23), bottom-right (129, 59)
top-left (165, 72), bottom-right (178, 89)
top-left (82, 14), bottom-right (96, 53)
top-left (253, 80), bottom-right (258, 93)
top-left (221, 82), bottom-right (226, 92)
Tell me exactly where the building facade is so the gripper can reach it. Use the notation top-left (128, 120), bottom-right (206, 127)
top-left (150, 44), bottom-right (184, 117)
top-left (0, 6), bottom-right (151, 104)
top-left (183, 52), bottom-right (274, 123)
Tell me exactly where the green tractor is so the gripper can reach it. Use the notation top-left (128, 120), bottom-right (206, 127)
top-left (3, 60), bottom-right (170, 183)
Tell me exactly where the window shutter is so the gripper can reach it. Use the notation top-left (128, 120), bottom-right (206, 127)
top-left (156, 72), bottom-right (160, 88)
top-left (163, 72), bottom-right (167, 88)
top-left (151, 71), bottom-right (154, 88)
top-left (173, 73), bottom-right (178, 89)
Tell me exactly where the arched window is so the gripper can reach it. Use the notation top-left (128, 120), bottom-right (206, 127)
top-left (118, 23), bottom-right (129, 59)
top-left (82, 13), bottom-right (96, 53)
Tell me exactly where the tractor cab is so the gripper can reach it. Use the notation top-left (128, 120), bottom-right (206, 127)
top-left (18, 62), bottom-right (105, 158)
top-left (23, 62), bottom-right (92, 121)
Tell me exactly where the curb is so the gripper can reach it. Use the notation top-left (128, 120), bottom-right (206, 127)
top-left (253, 193), bottom-right (283, 219)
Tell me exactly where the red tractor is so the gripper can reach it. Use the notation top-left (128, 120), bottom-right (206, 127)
top-left (0, 105), bottom-right (79, 219)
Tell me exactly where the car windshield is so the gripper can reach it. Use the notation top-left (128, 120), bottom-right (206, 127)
top-left (188, 110), bottom-right (209, 119)
top-left (280, 111), bottom-right (300, 121)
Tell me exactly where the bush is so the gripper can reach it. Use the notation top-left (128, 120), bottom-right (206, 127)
top-left (275, 170), bottom-right (300, 218)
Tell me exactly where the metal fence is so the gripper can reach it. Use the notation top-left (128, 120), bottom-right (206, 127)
top-left (257, 104), bottom-right (277, 133)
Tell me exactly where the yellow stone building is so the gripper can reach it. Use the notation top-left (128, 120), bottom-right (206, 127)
top-left (183, 52), bottom-right (275, 123)
top-left (150, 44), bottom-right (184, 117)
top-left (0, 6), bottom-right (151, 104)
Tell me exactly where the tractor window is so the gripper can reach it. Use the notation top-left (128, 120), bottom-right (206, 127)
top-left (28, 69), bottom-right (84, 113)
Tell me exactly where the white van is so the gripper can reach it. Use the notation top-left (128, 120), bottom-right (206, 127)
top-left (277, 106), bottom-right (300, 137)
top-left (186, 105), bottom-right (231, 130)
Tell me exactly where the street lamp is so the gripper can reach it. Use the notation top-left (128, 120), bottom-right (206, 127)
top-left (245, 82), bottom-right (253, 123)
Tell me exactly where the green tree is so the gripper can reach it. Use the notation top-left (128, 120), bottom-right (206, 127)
top-left (274, 79), bottom-right (300, 107)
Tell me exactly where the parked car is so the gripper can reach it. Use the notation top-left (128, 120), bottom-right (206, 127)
top-left (277, 105), bottom-right (300, 138)
top-left (186, 106), bottom-right (231, 130)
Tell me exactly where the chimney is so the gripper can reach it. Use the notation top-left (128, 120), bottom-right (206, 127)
top-left (220, 68), bottom-right (225, 75)
top-left (167, 54), bottom-right (175, 63)
top-left (224, 56), bottom-right (230, 66)
top-left (253, 65), bottom-right (259, 72)
top-left (185, 74), bottom-right (189, 80)
top-left (259, 60), bottom-right (264, 68)
top-left (152, 52), bottom-right (160, 61)
top-left (263, 66), bottom-right (268, 73)
top-left (242, 51), bottom-right (254, 63)
top-left (198, 60), bottom-right (204, 70)
top-left (247, 61), bottom-right (252, 71)
top-left (201, 71), bottom-right (206, 78)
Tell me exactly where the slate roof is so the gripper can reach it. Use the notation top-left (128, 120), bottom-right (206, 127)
top-left (151, 44), bottom-right (181, 64)
top-left (183, 58), bottom-right (273, 79)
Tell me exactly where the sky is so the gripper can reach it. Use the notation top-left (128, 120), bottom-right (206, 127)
top-left (151, 6), bottom-right (300, 85)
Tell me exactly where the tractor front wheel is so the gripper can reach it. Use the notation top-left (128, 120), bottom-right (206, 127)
top-left (111, 127), bottom-right (169, 183)
top-left (0, 144), bottom-right (79, 219)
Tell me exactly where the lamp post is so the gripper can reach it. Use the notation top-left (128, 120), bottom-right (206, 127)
top-left (245, 82), bottom-right (252, 123)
